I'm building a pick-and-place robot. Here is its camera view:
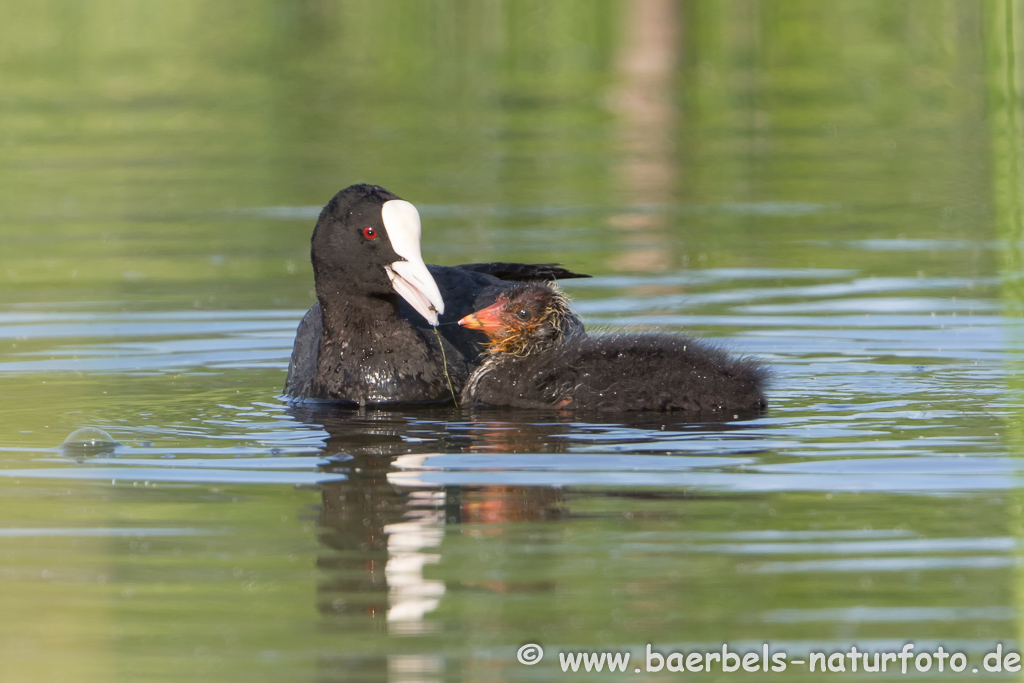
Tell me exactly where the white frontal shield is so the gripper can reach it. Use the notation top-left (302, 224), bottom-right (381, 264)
top-left (381, 199), bottom-right (445, 326)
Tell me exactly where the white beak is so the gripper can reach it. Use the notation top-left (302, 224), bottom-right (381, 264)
top-left (381, 199), bottom-right (445, 326)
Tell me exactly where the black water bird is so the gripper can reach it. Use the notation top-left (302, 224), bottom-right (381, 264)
top-left (459, 281), bottom-right (768, 414)
top-left (284, 184), bottom-right (588, 404)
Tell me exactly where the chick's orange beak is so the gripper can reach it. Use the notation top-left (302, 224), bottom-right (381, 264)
top-left (458, 300), bottom-right (506, 334)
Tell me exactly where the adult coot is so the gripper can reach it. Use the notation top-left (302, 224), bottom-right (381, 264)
top-left (459, 282), bottom-right (768, 414)
top-left (284, 184), bottom-right (588, 404)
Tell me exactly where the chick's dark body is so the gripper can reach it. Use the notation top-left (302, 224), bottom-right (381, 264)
top-left (458, 282), bottom-right (767, 414)
top-left (465, 333), bottom-right (767, 414)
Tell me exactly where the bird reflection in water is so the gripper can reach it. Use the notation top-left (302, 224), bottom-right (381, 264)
top-left (290, 405), bottom-right (569, 682)
top-left (293, 404), bottom-right (759, 682)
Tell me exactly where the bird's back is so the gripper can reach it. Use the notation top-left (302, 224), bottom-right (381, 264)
top-left (465, 333), bottom-right (767, 414)
top-left (564, 334), bottom-right (767, 413)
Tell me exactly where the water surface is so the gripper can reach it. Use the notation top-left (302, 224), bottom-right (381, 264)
top-left (2, 2), bottom-right (1023, 681)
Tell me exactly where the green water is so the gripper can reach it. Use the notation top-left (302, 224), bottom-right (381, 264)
top-left (2, 1), bottom-right (1024, 681)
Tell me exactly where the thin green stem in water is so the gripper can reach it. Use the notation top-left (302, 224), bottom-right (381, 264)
top-left (432, 326), bottom-right (458, 404)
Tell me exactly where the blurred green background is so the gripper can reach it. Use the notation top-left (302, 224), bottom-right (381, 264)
top-left (3, 2), bottom-right (1024, 682)
top-left (2, 0), bottom-right (1018, 310)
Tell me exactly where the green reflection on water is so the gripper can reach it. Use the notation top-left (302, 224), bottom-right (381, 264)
top-left (0, 0), bottom-right (1002, 311)
top-left (1, 1), bottom-right (1023, 682)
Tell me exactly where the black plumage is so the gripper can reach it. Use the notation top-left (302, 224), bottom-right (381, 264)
top-left (283, 184), bottom-right (588, 405)
top-left (459, 282), bottom-right (768, 414)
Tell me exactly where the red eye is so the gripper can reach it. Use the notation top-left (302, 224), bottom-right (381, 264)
top-left (362, 226), bottom-right (377, 240)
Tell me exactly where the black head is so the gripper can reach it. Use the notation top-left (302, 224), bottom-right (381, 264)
top-left (310, 184), bottom-right (444, 324)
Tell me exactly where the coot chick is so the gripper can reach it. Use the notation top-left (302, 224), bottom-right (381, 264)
top-left (284, 184), bottom-right (588, 405)
top-left (459, 282), bottom-right (768, 414)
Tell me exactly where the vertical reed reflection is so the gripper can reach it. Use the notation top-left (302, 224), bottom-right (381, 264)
top-left (983, 0), bottom-right (1024, 662)
top-left (990, 1), bottom-right (1024, 298)
top-left (608, 0), bottom-right (680, 272)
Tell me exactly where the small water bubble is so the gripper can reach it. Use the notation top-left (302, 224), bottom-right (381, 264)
top-left (60, 427), bottom-right (118, 457)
